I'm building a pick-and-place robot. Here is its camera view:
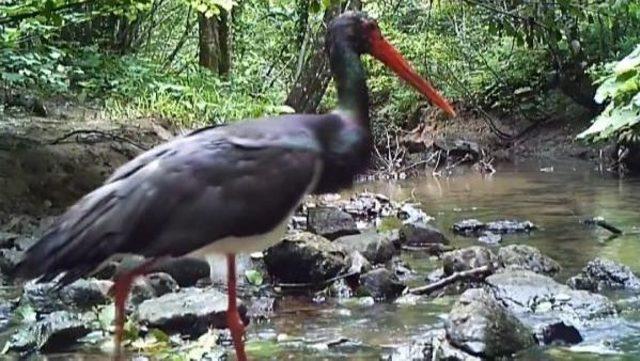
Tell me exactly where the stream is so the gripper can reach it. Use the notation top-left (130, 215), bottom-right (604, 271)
top-left (247, 159), bottom-right (640, 360)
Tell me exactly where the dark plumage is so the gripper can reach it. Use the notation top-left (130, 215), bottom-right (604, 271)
top-left (13, 114), bottom-right (370, 285)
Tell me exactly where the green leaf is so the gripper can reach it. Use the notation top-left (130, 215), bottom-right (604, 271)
top-left (245, 269), bottom-right (263, 286)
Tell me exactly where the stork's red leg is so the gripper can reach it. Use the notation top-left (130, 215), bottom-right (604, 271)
top-left (110, 258), bottom-right (158, 356)
top-left (226, 254), bottom-right (247, 361)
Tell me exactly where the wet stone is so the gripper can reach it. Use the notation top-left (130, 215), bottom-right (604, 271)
top-left (397, 204), bottom-right (432, 225)
top-left (307, 206), bottom-right (359, 240)
top-left (334, 232), bottom-right (397, 265)
top-left (136, 287), bottom-right (248, 337)
top-left (452, 219), bottom-right (485, 236)
top-left (486, 270), bottom-right (617, 323)
top-left (453, 219), bottom-right (536, 236)
top-left (347, 251), bottom-right (372, 274)
top-left (21, 278), bottom-right (112, 314)
top-left (536, 321), bottom-right (583, 346)
top-left (264, 232), bottom-right (349, 284)
top-left (150, 257), bottom-right (210, 287)
top-left (445, 288), bottom-right (535, 358)
top-left (486, 219), bottom-right (536, 234)
top-left (498, 245), bottom-right (561, 276)
top-left (442, 246), bottom-right (497, 276)
top-left (399, 222), bottom-right (449, 247)
top-left (477, 231), bottom-right (501, 244)
top-left (358, 268), bottom-right (406, 301)
top-left (130, 272), bottom-right (179, 305)
top-left (7, 310), bottom-right (91, 353)
top-left (568, 258), bottom-right (640, 292)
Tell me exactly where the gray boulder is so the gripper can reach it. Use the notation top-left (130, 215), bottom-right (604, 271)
top-left (6, 310), bottom-right (92, 353)
top-left (445, 288), bottom-right (534, 358)
top-left (307, 206), bottom-right (359, 240)
top-left (498, 245), bottom-right (560, 276)
top-left (536, 321), bottom-right (583, 346)
top-left (399, 222), bottom-right (449, 247)
top-left (334, 232), bottom-right (397, 264)
top-left (486, 220), bottom-right (536, 234)
top-left (486, 270), bottom-right (617, 323)
top-left (21, 278), bottom-right (112, 314)
top-left (477, 231), bottom-right (501, 244)
top-left (264, 232), bottom-right (349, 284)
top-left (453, 219), bottom-right (485, 235)
top-left (136, 287), bottom-right (247, 337)
top-left (130, 272), bottom-right (180, 305)
top-left (150, 257), bottom-right (211, 287)
top-left (442, 246), bottom-right (496, 275)
top-left (358, 268), bottom-right (406, 301)
top-left (568, 258), bottom-right (640, 292)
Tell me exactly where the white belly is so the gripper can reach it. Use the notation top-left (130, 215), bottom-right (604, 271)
top-left (188, 217), bottom-right (290, 257)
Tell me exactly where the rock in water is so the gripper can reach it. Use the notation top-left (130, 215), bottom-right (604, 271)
top-left (442, 246), bottom-right (496, 275)
top-left (498, 245), bottom-right (561, 276)
top-left (21, 278), bottom-right (112, 314)
top-left (399, 222), bottom-right (449, 247)
top-left (307, 206), bottom-right (359, 240)
top-left (453, 219), bottom-right (536, 236)
top-left (358, 268), bottom-right (406, 301)
top-left (537, 322), bottom-right (583, 346)
top-left (486, 270), bottom-right (617, 322)
top-left (445, 288), bottom-right (534, 358)
top-left (477, 231), bottom-right (501, 244)
top-left (452, 219), bottom-right (485, 235)
top-left (7, 311), bottom-right (91, 353)
top-left (334, 232), bottom-right (397, 265)
top-left (264, 232), bottom-right (349, 284)
top-left (150, 257), bottom-right (211, 287)
top-left (568, 258), bottom-right (640, 292)
top-left (130, 272), bottom-right (179, 305)
top-left (136, 287), bottom-right (247, 337)
top-left (486, 220), bottom-right (536, 234)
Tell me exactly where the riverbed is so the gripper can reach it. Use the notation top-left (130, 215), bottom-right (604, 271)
top-left (247, 159), bottom-right (640, 360)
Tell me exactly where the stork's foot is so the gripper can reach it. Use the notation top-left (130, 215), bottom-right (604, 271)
top-left (110, 258), bottom-right (158, 357)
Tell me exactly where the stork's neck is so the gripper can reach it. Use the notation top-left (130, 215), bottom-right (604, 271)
top-left (329, 39), bottom-right (369, 127)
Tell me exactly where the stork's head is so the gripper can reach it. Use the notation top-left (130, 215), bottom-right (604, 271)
top-left (327, 11), bottom-right (456, 117)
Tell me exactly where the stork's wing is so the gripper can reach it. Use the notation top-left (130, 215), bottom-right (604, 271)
top-left (14, 123), bottom-right (322, 285)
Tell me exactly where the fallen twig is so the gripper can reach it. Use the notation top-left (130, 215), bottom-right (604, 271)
top-left (275, 270), bottom-right (359, 291)
top-left (407, 265), bottom-right (494, 295)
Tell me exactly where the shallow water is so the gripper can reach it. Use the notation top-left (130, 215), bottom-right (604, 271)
top-left (10, 158), bottom-right (640, 360)
top-left (248, 159), bottom-right (640, 360)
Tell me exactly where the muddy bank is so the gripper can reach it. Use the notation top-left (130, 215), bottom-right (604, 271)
top-left (0, 107), bottom-right (172, 220)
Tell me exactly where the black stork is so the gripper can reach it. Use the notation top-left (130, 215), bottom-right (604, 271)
top-left (13, 11), bottom-right (455, 361)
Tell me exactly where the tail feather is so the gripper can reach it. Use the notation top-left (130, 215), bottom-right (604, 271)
top-left (11, 183), bottom-right (126, 286)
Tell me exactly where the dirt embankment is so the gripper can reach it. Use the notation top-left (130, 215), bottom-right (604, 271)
top-left (0, 106), bottom-right (174, 221)
top-left (399, 89), bottom-right (606, 167)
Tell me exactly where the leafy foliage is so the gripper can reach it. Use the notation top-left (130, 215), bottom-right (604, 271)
top-left (0, 0), bottom-right (638, 142)
top-left (578, 45), bottom-right (640, 142)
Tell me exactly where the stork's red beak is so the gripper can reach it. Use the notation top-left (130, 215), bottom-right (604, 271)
top-left (370, 33), bottom-right (456, 117)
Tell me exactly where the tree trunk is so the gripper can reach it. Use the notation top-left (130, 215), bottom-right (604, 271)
top-left (198, 9), bottom-right (231, 76)
top-left (218, 9), bottom-right (231, 76)
top-left (198, 13), bottom-right (221, 72)
top-left (285, 1), bottom-right (361, 113)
